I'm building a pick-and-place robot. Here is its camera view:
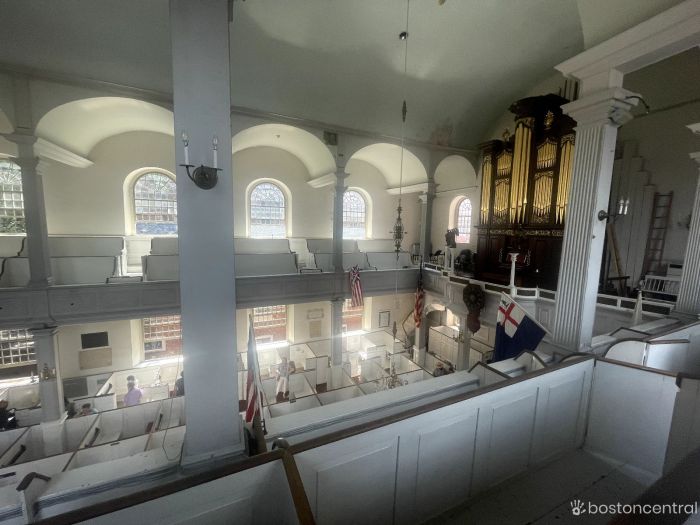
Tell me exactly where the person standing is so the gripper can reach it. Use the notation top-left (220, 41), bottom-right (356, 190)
top-left (275, 357), bottom-right (295, 400)
top-left (174, 371), bottom-right (185, 397)
top-left (123, 375), bottom-right (143, 406)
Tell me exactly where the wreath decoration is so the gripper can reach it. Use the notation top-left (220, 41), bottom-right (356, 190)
top-left (463, 284), bottom-right (485, 313)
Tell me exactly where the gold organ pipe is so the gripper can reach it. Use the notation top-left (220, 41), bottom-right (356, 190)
top-left (510, 118), bottom-right (533, 223)
top-left (480, 157), bottom-right (493, 224)
top-left (556, 136), bottom-right (575, 223)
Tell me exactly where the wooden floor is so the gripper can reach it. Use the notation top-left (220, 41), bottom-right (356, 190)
top-left (425, 449), bottom-right (652, 525)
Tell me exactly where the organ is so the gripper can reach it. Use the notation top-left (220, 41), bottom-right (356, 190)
top-left (476, 94), bottom-right (576, 290)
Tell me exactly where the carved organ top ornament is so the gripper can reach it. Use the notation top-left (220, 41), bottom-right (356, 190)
top-left (476, 94), bottom-right (576, 290)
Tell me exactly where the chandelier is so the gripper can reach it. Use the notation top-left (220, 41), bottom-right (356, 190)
top-left (392, 1), bottom-right (410, 256)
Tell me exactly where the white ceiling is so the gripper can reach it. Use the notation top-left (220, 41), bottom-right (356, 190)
top-left (0, 0), bottom-right (686, 149)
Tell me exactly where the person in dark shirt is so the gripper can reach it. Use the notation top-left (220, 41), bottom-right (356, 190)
top-left (0, 400), bottom-right (17, 430)
top-left (174, 371), bottom-right (185, 397)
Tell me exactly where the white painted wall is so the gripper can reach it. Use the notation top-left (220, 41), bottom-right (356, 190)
top-left (57, 320), bottom-right (139, 379)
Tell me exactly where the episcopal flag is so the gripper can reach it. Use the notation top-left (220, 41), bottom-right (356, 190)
top-left (245, 314), bottom-right (264, 424)
top-left (493, 293), bottom-right (546, 362)
top-left (414, 269), bottom-right (424, 327)
top-left (349, 265), bottom-right (364, 307)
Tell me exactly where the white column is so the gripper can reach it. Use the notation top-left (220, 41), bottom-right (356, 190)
top-left (31, 327), bottom-right (63, 422)
top-left (552, 88), bottom-right (638, 350)
top-left (418, 182), bottom-right (436, 261)
top-left (171, 0), bottom-right (243, 464)
top-left (332, 170), bottom-right (348, 273)
top-left (508, 252), bottom-right (519, 295)
top-left (8, 138), bottom-right (53, 287)
top-left (676, 151), bottom-right (700, 315)
top-left (331, 298), bottom-right (344, 366)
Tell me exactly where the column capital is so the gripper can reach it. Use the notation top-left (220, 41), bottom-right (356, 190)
top-left (30, 326), bottom-right (58, 339)
top-left (690, 151), bottom-right (700, 167)
top-left (562, 87), bottom-right (639, 127)
top-left (12, 155), bottom-right (39, 172)
top-left (1, 132), bottom-right (37, 147)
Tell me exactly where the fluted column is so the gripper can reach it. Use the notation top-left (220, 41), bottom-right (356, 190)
top-left (418, 181), bottom-right (436, 261)
top-left (552, 88), bottom-right (638, 350)
top-left (676, 150), bottom-right (700, 315)
top-left (31, 327), bottom-right (63, 422)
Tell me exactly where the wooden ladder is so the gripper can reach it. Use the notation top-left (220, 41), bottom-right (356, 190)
top-left (641, 192), bottom-right (673, 277)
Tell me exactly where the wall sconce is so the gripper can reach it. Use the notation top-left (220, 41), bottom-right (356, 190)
top-left (180, 131), bottom-right (220, 190)
top-left (598, 198), bottom-right (630, 221)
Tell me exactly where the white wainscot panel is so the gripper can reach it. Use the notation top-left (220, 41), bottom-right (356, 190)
top-left (298, 437), bottom-right (399, 525)
top-left (484, 392), bottom-right (538, 487)
top-left (533, 374), bottom-right (585, 463)
top-left (415, 411), bottom-right (478, 522)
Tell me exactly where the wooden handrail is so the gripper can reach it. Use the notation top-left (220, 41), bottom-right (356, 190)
top-left (280, 450), bottom-right (316, 525)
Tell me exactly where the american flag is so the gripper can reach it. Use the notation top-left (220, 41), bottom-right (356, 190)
top-left (349, 265), bottom-right (363, 307)
top-left (244, 314), bottom-right (264, 424)
top-left (414, 269), bottom-right (424, 327)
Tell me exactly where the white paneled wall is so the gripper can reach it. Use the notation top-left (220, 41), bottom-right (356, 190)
top-left (585, 360), bottom-right (677, 477)
top-left (294, 359), bottom-right (593, 525)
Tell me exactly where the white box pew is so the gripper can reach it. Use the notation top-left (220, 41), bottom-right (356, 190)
top-left (145, 425), bottom-right (186, 456)
top-left (141, 384), bottom-right (170, 403)
top-left (51, 256), bottom-right (119, 284)
top-left (363, 330), bottom-right (396, 350)
top-left (604, 339), bottom-right (646, 365)
top-left (366, 251), bottom-right (414, 270)
top-left (68, 434), bottom-right (151, 470)
top-left (268, 395), bottom-right (321, 417)
top-left (468, 362), bottom-right (510, 386)
top-left (312, 252), bottom-right (370, 272)
top-left (157, 363), bottom-right (181, 387)
top-left (398, 369), bottom-right (431, 385)
top-left (157, 397), bottom-right (186, 430)
top-left (14, 408), bottom-right (42, 428)
top-left (0, 236), bottom-right (24, 258)
top-left (0, 258), bottom-right (29, 287)
top-left (149, 237), bottom-right (179, 255)
top-left (46, 236), bottom-right (124, 277)
top-left (234, 238), bottom-right (291, 254)
top-left (289, 237), bottom-right (312, 268)
top-left (6, 384), bottom-right (39, 411)
top-left (357, 239), bottom-right (395, 252)
top-left (488, 358), bottom-right (526, 378)
top-left (0, 429), bottom-right (26, 465)
top-left (81, 401), bottom-right (162, 447)
top-left (318, 386), bottom-right (364, 406)
top-left (645, 340), bottom-right (700, 375)
top-left (72, 393), bottom-right (117, 413)
top-left (141, 254), bottom-right (178, 281)
top-left (235, 253), bottom-right (298, 276)
top-left (98, 366), bottom-right (161, 399)
top-left (307, 238), bottom-right (358, 253)
top-left (0, 453), bottom-right (72, 496)
top-left (63, 415), bottom-right (99, 452)
top-left (0, 426), bottom-right (46, 467)
top-left (143, 252), bottom-right (299, 280)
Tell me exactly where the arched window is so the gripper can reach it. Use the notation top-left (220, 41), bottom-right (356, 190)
top-left (0, 160), bottom-right (24, 233)
top-left (456, 198), bottom-right (472, 243)
top-left (343, 190), bottom-right (366, 239)
top-left (249, 182), bottom-right (287, 238)
top-left (134, 172), bottom-right (177, 234)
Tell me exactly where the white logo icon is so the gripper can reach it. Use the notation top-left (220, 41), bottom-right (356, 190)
top-left (570, 499), bottom-right (586, 516)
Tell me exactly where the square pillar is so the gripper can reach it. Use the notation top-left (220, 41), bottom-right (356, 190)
top-left (171, 0), bottom-right (243, 464)
top-left (676, 150), bottom-right (700, 316)
top-left (31, 327), bottom-right (63, 422)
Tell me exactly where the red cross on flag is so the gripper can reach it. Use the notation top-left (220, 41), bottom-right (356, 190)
top-left (493, 293), bottom-right (547, 362)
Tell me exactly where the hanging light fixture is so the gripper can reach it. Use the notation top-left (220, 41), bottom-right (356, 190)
top-left (392, 0), bottom-right (410, 256)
